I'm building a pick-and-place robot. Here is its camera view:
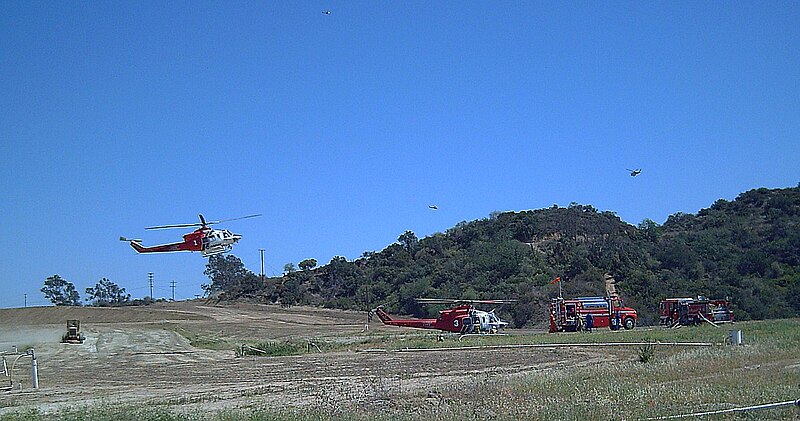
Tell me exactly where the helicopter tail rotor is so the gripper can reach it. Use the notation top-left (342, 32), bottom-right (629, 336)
top-left (370, 305), bottom-right (393, 323)
top-left (362, 305), bottom-right (390, 332)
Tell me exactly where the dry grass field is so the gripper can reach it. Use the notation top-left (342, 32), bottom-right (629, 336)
top-left (1, 301), bottom-right (798, 420)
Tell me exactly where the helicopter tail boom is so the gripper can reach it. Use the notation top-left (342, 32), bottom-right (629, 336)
top-left (372, 307), bottom-right (442, 330)
top-left (121, 237), bottom-right (192, 254)
top-left (373, 307), bottom-right (394, 323)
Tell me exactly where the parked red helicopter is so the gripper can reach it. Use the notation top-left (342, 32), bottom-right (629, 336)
top-left (120, 213), bottom-right (260, 257)
top-left (371, 298), bottom-right (516, 334)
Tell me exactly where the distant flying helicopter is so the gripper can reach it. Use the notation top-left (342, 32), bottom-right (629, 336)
top-left (627, 168), bottom-right (642, 177)
top-left (121, 213), bottom-right (261, 257)
top-left (371, 298), bottom-right (516, 335)
top-left (429, 205), bottom-right (438, 210)
top-left (322, 10), bottom-right (331, 15)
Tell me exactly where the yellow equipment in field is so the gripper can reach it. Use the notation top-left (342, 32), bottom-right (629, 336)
top-left (62, 320), bottom-right (85, 344)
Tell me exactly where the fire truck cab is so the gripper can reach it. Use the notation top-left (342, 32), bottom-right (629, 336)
top-left (659, 296), bottom-right (733, 326)
top-left (549, 296), bottom-right (637, 333)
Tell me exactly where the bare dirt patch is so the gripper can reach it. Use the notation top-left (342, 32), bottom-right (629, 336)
top-left (0, 300), bottom-right (618, 416)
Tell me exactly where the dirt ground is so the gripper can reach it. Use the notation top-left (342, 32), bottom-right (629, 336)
top-left (0, 301), bottom-right (616, 416)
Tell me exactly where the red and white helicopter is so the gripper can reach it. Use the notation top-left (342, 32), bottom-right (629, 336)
top-left (371, 298), bottom-right (516, 335)
top-left (120, 213), bottom-right (260, 257)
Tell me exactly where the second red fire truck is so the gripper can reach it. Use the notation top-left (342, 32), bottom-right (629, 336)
top-left (659, 296), bottom-right (733, 327)
top-left (549, 296), bottom-right (638, 333)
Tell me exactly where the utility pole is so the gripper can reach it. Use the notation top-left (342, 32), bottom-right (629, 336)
top-left (24, 294), bottom-right (27, 308)
top-left (259, 249), bottom-right (265, 282)
top-left (170, 280), bottom-right (176, 301)
top-left (148, 272), bottom-right (154, 299)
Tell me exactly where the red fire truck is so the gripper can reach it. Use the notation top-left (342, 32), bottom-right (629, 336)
top-left (549, 296), bottom-right (638, 333)
top-left (659, 296), bottom-right (733, 327)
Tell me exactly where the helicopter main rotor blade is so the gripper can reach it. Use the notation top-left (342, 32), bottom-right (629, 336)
top-left (415, 298), bottom-right (460, 305)
top-left (145, 213), bottom-right (261, 230)
top-left (416, 298), bottom-right (517, 305)
top-left (145, 223), bottom-right (203, 230)
top-left (207, 214), bottom-right (263, 225)
top-left (469, 299), bottom-right (517, 305)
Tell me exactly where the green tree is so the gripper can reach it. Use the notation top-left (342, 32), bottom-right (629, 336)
top-left (317, 256), bottom-right (361, 307)
top-left (398, 231), bottom-right (419, 253)
top-left (41, 275), bottom-right (81, 306)
top-left (638, 218), bottom-right (661, 241)
top-left (85, 278), bottom-right (131, 307)
top-left (298, 258), bottom-right (318, 271)
top-left (203, 254), bottom-right (254, 295)
top-left (279, 272), bottom-right (306, 307)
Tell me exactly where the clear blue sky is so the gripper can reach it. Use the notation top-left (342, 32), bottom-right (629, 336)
top-left (2, 2), bottom-right (798, 308)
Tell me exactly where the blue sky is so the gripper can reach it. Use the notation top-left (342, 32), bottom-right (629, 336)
top-left (2, 2), bottom-right (798, 308)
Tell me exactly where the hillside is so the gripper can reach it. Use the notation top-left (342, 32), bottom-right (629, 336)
top-left (649, 186), bottom-right (800, 320)
top-left (209, 185), bottom-right (800, 327)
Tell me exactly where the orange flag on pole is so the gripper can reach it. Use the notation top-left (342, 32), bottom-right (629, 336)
top-left (549, 276), bottom-right (561, 284)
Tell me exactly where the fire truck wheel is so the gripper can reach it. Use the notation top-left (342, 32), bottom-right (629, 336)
top-left (623, 317), bottom-right (635, 330)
